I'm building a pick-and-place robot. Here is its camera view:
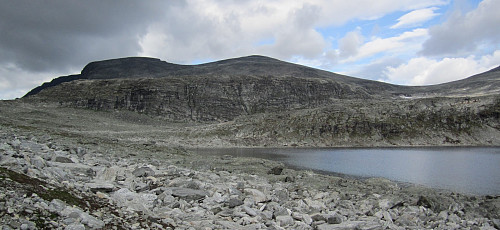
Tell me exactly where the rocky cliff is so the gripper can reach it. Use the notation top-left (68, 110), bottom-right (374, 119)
top-left (25, 56), bottom-right (407, 121)
top-left (22, 55), bottom-right (500, 146)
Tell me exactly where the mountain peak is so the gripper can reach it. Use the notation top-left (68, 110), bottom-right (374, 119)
top-left (81, 57), bottom-right (179, 79)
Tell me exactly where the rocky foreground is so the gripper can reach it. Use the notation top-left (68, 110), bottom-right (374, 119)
top-left (1, 126), bottom-right (499, 230)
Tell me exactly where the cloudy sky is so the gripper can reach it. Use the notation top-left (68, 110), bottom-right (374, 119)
top-left (1, 0), bottom-right (499, 99)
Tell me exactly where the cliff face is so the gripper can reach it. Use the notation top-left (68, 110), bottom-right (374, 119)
top-left (32, 75), bottom-right (374, 121)
top-left (210, 96), bottom-right (500, 147)
top-left (22, 56), bottom-right (500, 146)
top-left (24, 55), bottom-right (402, 99)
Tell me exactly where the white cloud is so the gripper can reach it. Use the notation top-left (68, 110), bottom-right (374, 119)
top-left (138, 0), bottom-right (449, 63)
top-left (338, 28), bottom-right (364, 58)
top-left (341, 28), bottom-right (428, 63)
top-left (391, 7), bottom-right (440, 29)
top-left (384, 50), bottom-right (500, 85)
top-left (311, 0), bottom-right (448, 25)
top-left (421, 0), bottom-right (500, 56)
top-left (0, 63), bottom-right (66, 99)
top-left (343, 57), bottom-right (404, 80)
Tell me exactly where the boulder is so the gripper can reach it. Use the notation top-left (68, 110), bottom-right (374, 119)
top-left (268, 166), bottom-right (283, 175)
top-left (276, 215), bottom-right (294, 226)
top-left (169, 187), bottom-right (208, 201)
top-left (132, 166), bottom-right (155, 177)
top-left (316, 221), bottom-right (363, 230)
top-left (243, 205), bottom-right (257, 217)
top-left (30, 156), bottom-right (46, 169)
top-left (227, 198), bottom-right (244, 208)
top-left (55, 156), bottom-right (74, 163)
top-left (86, 182), bottom-right (115, 193)
top-left (245, 188), bottom-right (268, 203)
top-left (326, 214), bottom-right (343, 224)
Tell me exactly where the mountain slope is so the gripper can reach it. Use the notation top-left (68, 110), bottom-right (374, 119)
top-left (23, 56), bottom-right (409, 121)
top-left (25, 55), bottom-right (404, 98)
top-left (18, 55), bottom-right (500, 146)
top-left (410, 66), bottom-right (500, 97)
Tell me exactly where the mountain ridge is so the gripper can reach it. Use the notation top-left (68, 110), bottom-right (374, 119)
top-left (25, 55), bottom-right (400, 98)
top-left (24, 55), bottom-right (500, 98)
top-left (15, 55), bottom-right (500, 147)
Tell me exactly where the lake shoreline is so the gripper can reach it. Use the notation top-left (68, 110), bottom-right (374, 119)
top-left (1, 127), bottom-right (500, 229)
top-left (192, 147), bottom-right (500, 196)
top-left (1, 101), bottom-right (499, 229)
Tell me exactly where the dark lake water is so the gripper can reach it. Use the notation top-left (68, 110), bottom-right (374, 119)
top-left (195, 147), bottom-right (500, 195)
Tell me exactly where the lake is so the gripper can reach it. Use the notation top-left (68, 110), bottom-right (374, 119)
top-left (195, 147), bottom-right (500, 195)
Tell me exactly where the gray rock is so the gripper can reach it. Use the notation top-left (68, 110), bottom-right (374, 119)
top-left (316, 221), bottom-right (363, 230)
top-left (86, 182), bottom-right (115, 193)
top-left (437, 210), bottom-right (448, 221)
top-left (284, 175), bottom-right (295, 183)
top-left (227, 198), bottom-right (244, 208)
top-left (245, 188), bottom-right (268, 203)
top-left (416, 195), bottom-right (433, 209)
top-left (134, 182), bottom-right (149, 192)
top-left (293, 213), bottom-right (313, 225)
top-left (229, 187), bottom-right (243, 196)
top-left (132, 166), bottom-right (155, 177)
top-left (275, 189), bottom-right (289, 203)
top-left (20, 223), bottom-right (29, 230)
top-left (170, 187), bottom-right (207, 201)
top-left (243, 205), bottom-right (257, 217)
top-left (55, 156), bottom-right (74, 163)
top-left (80, 212), bottom-right (105, 229)
top-left (326, 214), bottom-right (343, 224)
top-left (447, 213), bottom-right (461, 223)
top-left (261, 210), bottom-right (273, 220)
top-left (217, 220), bottom-right (241, 229)
top-left (382, 211), bottom-right (393, 223)
top-left (30, 156), bottom-right (46, 168)
top-left (274, 207), bottom-right (290, 217)
top-left (70, 147), bottom-right (87, 157)
top-left (95, 166), bottom-right (120, 182)
top-left (7, 220), bottom-right (21, 229)
top-left (63, 217), bottom-right (78, 225)
top-left (65, 223), bottom-right (86, 230)
top-left (49, 199), bottom-right (67, 213)
top-left (377, 198), bottom-right (393, 210)
top-left (211, 207), bottom-right (223, 215)
top-left (311, 213), bottom-right (327, 222)
top-left (268, 166), bottom-right (283, 175)
top-left (217, 209), bottom-right (233, 217)
top-left (492, 219), bottom-right (500, 229)
top-left (276, 215), bottom-right (294, 226)
top-left (357, 221), bottom-right (384, 230)
top-left (49, 162), bottom-right (94, 177)
top-left (9, 139), bottom-right (21, 149)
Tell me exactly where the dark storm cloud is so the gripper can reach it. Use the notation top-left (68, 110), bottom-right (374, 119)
top-left (0, 0), bottom-right (170, 72)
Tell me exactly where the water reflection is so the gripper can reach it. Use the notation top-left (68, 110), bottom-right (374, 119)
top-left (195, 147), bottom-right (500, 195)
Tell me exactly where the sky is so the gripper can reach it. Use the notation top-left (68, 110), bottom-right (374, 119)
top-left (1, 0), bottom-right (499, 100)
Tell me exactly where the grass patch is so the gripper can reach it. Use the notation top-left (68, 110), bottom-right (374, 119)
top-left (0, 167), bottom-right (85, 208)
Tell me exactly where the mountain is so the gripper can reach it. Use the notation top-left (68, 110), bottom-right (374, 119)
top-left (25, 55), bottom-right (406, 98)
top-left (21, 55), bottom-right (500, 146)
top-left (24, 55), bottom-right (410, 121)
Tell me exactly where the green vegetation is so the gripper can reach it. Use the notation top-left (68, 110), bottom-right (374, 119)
top-left (0, 167), bottom-right (85, 207)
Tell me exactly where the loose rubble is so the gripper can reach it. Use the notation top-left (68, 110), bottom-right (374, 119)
top-left (1, 129), bottom-right (499, 229)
